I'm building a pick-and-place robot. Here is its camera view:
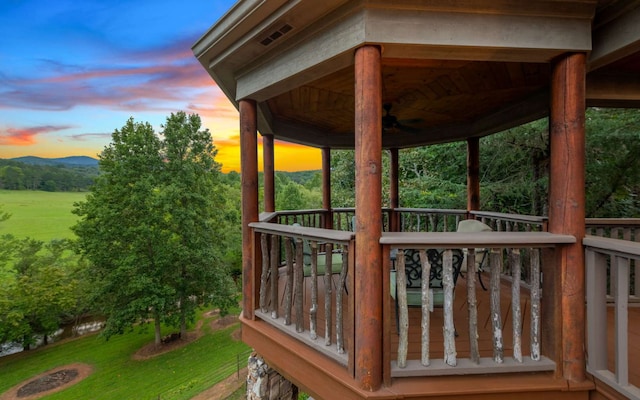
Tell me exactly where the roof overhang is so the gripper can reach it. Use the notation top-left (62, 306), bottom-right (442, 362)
top-left (193, 0), bottom-right (640, 149)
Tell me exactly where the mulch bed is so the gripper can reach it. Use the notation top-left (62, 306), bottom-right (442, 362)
top-left (0, 363), bottom-right (93, 400)
top-left (17, 369), bottom-right (78, 397)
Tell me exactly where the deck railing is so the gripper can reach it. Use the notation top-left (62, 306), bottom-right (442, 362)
top-left (381, 231), bottom-right (575, 377)
top-left (586, 219), bottom-right (640, 299)
top-left (397, 208), bottom-right (467, 233)
top-left (586, 218), bottom-right (640, 241)
top-left (470, 210), bottom-right (548, 232)
top-left (270, 209), bottom-right (327, 227)
top-left (585, 235), bottom-right (640, 399)
top-left (254, 210), bottom-right (570, 370)
top-left (249, 221), bottom-right (354, 367)
top-left (265, 208), bottom-right (550, 233)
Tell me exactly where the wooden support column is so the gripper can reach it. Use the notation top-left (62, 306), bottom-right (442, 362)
top-left (354, 44), bottom-right (383, 391)
top-left (389, 148), bottom-right (400, 232)
top-left (467, 137), bottom-right (480, 213)
top-left (263, 134), bottom-right (275, 213)
top-left (240, 99), bottom-right (259, 320)
top-left (322, 147), bottom-right (333, 229)
top-left (548, 52), bottom-right (586, 383)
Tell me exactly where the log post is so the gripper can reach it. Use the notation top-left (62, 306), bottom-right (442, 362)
top-left (240, 99), bottom-right (259, 320)
top-left (322, 147), bottom-right (333, 229)
top-left (263, 133), bottom-right (275, 213)
top-left (548, 52), bottom-right (586, 382)
top-left (354, 44), bottom-right (383, 391)
top-left (467, 137), bottom-right (480, 214)
top-left (389, 148), bottom-right (400, 232)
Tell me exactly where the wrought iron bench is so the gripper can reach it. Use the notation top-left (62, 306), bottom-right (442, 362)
top-left (390, 248), bottom-right (465, 310)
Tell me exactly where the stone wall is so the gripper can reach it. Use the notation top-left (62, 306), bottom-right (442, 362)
top-left (247, 352), bottom-right (298, 400)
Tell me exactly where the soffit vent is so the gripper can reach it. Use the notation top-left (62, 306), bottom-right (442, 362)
top-left (259, 23), bottom-right (293, 46)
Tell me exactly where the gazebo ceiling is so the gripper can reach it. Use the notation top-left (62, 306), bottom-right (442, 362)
top-left (193, 0), bottom-right (640, 149)
top-left (267, 60), bottom-right (550, 148)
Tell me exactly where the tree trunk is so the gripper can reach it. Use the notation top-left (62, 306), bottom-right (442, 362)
top-left (180, 296), bottom-right (187, 338)
top-left (154, 311), bottom-right (162, 346)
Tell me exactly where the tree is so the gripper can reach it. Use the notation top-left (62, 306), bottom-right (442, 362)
top-left (72, 113), bottom-right (236, 345)
top-left (328, 108), bottom-right (640, 217)
top-left (158, 112), bottom-right (236, 336)
top-left (585, 108), bottom-right (640, 217)
top-left (0, 237), bottom-right (78, 349)
top-left (399, 144), bottom-right (466, 210)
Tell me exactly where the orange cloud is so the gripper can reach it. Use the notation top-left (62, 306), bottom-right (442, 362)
top-left (0, 125), bottom-right (72, 146)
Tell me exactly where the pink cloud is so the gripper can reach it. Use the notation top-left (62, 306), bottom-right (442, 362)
top-left (0, 125), bottom-right (73, 146)
top-left (0, 36), bottom-right (222, 113)
top-left (69, 133), bottom-right (112, 141)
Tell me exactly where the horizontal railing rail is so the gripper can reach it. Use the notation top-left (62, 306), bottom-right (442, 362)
top-left (381, 231), bottom-right (574, 378)
top-left (586, 218), bottom-right (640, 241)
top-left (249, 222), bottom-right (354, 368)
top-left (584, 235), bottom-right (640, 400)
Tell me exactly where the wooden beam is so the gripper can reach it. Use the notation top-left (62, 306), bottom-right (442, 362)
top-left (390, 148), bottom-right (400, 232)
top-left (466, 137), bottom-right (480, 212)
top-left (586, 72), bottom-right (640, 105)
top-left (240, 99), bottom-right (259, 320)
top-left (548, 52), bottom-right (587, 383)
top-left (354, 44), bottom-right (383, 391)
top-left (322, 147), bottom-right (332, 229)
top-left (263, 133), bottom-right (275, 213)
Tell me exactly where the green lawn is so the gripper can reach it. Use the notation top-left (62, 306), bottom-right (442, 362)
top-left (0, 190), bottom-right (86, 241)
top-left (0, 312), bottom-right (249, 400)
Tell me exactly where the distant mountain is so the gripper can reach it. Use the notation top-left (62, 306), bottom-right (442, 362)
top-left (9, 156), bottom-right (99, 167)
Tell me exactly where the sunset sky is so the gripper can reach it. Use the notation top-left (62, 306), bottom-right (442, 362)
top-left (0, 0), bottom-right (321, 172)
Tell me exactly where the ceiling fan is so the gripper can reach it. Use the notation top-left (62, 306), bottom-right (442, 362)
top-left (382, 103), bottom-right (421, 134)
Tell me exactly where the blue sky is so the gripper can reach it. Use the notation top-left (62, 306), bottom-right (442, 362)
top-left (0, 0), bottom-right (321, 171)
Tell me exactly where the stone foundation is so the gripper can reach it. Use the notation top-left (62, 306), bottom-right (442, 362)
top-left (247, 352), bottom-right (298, 400)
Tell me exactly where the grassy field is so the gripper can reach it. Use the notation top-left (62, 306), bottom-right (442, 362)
top-left (0, 311), bottom-right (249, 400)
top-left (0, 190), bottom-right (86, 241)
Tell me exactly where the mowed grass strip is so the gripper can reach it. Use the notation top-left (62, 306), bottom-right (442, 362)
top-left (0, 190), bottom-right (86, 241)
top-left (0, 315), bottom-right (249, 400)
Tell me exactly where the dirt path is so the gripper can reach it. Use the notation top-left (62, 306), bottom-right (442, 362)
top-left (190, 367), bottom-right (247, 400)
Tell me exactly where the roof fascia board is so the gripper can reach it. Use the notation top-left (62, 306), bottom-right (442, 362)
top-left (235, 9), bottom-right (365, 102)
top-left (235, 8), bottom-right (591, 101)
top-left (192, 0), bottom-right (290, 60)
top-left (365, 9), bottom-right (591, 55)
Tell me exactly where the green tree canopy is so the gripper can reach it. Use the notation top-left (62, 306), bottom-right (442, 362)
top-left (329, 108), bottom-right (640, 218)
top-left (72, 112), bottom-right (236, 345)
top-left (0, 237), bottom-right (79, 349)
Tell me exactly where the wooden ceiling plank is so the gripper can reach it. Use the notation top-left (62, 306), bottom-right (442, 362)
top-left (489, 63), bottom-right (513, 90)
top-left (505, 62), bottom-right (527, 87)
